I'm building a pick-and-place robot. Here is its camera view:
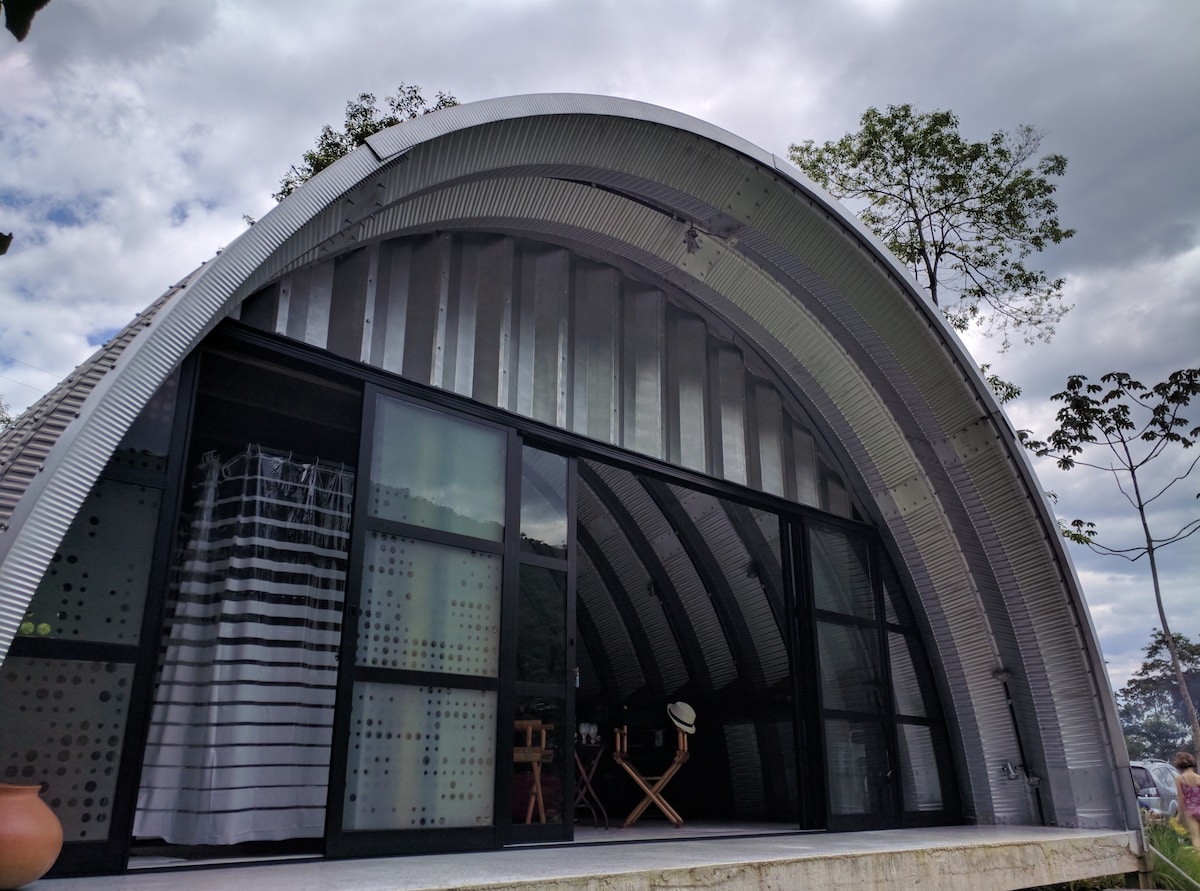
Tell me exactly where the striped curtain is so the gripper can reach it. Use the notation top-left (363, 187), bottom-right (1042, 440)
top-left (134, 446), bottom-right (355, 846)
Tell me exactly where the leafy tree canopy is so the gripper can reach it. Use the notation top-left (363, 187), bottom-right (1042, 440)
top-left (274, 84), bottom-right (458, 202)
top-left (789, 104), bottom-right (1075, 348)
top-left (0, 395), bottom-right (11, 428)
top-left (2, 0), bottom-right (51, 41)
top-left (1118, 630), bottom-right (1200, 761)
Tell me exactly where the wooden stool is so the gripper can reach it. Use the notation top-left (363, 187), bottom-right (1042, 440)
top-left (612, 724), bottom-right (690, 827)
top-left (514, 719), bottom-right (555, 824)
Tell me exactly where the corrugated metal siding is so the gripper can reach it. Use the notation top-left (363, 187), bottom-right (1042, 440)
top-left (243, 231), bottom-right (843, 516)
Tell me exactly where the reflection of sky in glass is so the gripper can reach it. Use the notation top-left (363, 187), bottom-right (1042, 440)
top-left (521, 496), bottom-right (566, 548)
top-left (370, 397), bottom-right (505, 536)
top-left (520, 450), bottom-right (567, 555)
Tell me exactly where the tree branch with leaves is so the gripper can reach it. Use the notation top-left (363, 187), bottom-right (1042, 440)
top-left (274, 84), bottom-right (458, 202)
top-left (789, 104), bottom-right (1075, 352)
top-left (1021, 368), bottom-right (1200, 749)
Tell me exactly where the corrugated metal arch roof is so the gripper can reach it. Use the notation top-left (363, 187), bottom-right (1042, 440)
top-left (0, 93), bottom-right (1132, 830)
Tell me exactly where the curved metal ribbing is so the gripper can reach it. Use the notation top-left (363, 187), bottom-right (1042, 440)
top-left (0, 94), bottom-right (1130, 830)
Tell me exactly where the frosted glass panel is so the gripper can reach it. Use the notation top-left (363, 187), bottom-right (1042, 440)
top-left (19, 479), bottom-right (159, 645)
top-left (369, 396), bottom-right (506, 541)
top-left (358, 532), bottom-right (502, 678)
top-left (0, 658), bottom-right (132, 842)
top-left (343, 683), bottom-right (497, 830)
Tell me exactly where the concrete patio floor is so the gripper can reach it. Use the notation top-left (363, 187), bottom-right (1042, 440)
top-left (29, 825), bottom-right (1144, 891)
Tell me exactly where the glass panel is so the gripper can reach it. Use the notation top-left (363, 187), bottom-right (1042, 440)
top-left (342, 683), bottom-right (497, 831)
top-left (512, 697), bottom-right (566, 825)
top-left (18, 479), bottom-right (159, 645)
top-left (890, 633), bottom-right (932, 718)
top-left (881, 559), bottom-right (914, 627)
top-left (897, 724), bottom-right (944, 811)
top-left (0, 658), bottom-right (133, 842)
top-left (809, 525), bottom-right (874, 619)
top-left (358, 532), bottom-right (502, 678)
top-left (369, 396), bottom-right (506, 541)
top-left (520, 449), bottom-right (567, 558)
top-left (824, 719), bottom-right (893, 816)
top-left (818, 622), bottom-right (885, 713)
top-left (108, 369), bottom-right (178, 475)
top-left (517, 566), bottom-right (566, 685)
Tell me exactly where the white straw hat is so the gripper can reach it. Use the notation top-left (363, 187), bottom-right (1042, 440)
top-left (667, 701), bottom-right (696, 734)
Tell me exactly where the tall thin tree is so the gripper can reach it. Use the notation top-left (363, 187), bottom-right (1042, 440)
top-left (1022, 369), bottom-right (1200, 749)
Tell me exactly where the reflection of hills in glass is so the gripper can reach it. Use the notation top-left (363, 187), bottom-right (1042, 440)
top-left (520, 532), bottom-right (566, 560)
top-left (371, 484), bottom-right (503, 540)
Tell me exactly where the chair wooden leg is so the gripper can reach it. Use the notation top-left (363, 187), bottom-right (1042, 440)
top-left (524, 761), bottom-right (547, 824)
top-left (620, 757), bottom-right (685, 827)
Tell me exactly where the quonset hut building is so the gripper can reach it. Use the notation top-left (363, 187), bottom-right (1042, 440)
top-left (0, 95), bottom-right (1138, 878)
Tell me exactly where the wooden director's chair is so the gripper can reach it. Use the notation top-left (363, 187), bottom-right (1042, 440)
top-left (513, 719), bottom-right (555, 824)
top-left (612, 717), bottom-right (691, 828)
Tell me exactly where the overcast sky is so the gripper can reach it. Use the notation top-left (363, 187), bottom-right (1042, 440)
top-left (2, 0), bottom-right (1197, 691)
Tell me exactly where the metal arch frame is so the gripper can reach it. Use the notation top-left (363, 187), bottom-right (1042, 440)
top-left (0, 93), bottom-right (1133, 831)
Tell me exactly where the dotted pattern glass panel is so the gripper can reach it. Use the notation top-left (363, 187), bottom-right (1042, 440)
top-left (358, 532), bottom-right (501, 677)
top-left (19, 479), bottom-right (160, 645)
top-left (343, 683), bottom-right (497, 831)
top-left (0, 657), bottom-right (132, 842)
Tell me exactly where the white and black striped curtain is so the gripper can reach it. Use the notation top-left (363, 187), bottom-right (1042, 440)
top-left (134, 446), bottom-right (355, 846)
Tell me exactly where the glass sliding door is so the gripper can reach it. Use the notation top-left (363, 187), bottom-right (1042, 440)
top-left (505, 445), bottom-right (574, 843)
top-left (328, 390), bottom-right (510, 856)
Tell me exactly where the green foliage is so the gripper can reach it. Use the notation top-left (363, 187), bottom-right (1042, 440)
top-left (1143, 816), bottom-right (1200, 889)
top-left (981, 363), bottom-right (1022, 403)
top-left (274, 84), bottom-right (459, 201)
top-left (1021, 369), bottom-right (1200, 551)
top-left (0, 395), bottom-right (12, 429)
top-left (789, 103), bottom-right (1075, 348)
top-left (2, 0), bottom-right (52, 42)
top-left (1119, 631), bottom-right (1200, 760)
top-left (1022, 878), bottom-right (1127, 891)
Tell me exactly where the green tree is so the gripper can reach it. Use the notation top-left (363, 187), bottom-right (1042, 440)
top-left (274, 84), bottom-right (458, 201)
top-left (2, 0), bottom-right (51, 41)
top-left (0, 395), bottom-right (12, 428)
top-left (1118, 631), bottom-right (1200, 761)
top-left (789, 104), bottom-right (1075, 351)
top-left (1022, 369), bottom-right (1200, 749)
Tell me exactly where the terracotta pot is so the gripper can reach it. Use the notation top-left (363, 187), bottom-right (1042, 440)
top-left (0, 784), bottom-right (63, 889)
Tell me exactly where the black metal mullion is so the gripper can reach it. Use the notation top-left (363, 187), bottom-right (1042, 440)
top-left (495, 428), bottom-right (523, 846)
top-left (787, 518), bottom-right (826, 830)
top-left (324, 383), bottom-right (381, 849)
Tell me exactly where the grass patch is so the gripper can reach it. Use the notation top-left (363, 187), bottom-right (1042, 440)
top-left (1143, 816), bottom-right (1200, 889)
